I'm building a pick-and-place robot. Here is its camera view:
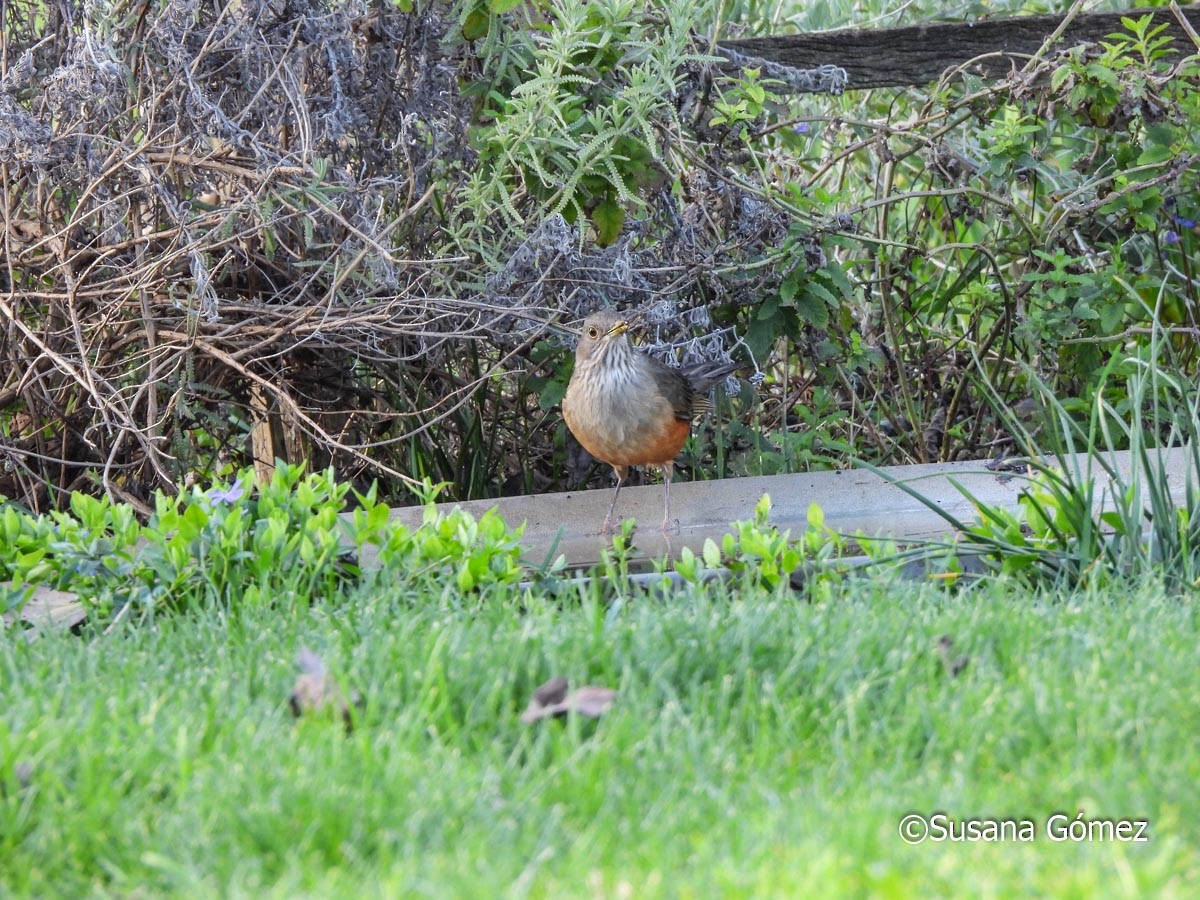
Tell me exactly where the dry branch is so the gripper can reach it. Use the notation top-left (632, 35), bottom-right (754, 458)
top-left (0, 0), bottom-right (514, 508)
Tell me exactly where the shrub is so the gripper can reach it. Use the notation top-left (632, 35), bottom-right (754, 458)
top-left (1, 464), bottom-right (527, 623)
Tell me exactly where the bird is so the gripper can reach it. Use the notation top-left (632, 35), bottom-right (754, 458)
top-left (561, 308), bottom-right (739, 535)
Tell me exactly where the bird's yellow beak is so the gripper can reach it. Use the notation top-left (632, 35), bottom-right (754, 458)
top-left (606, 320), bottom-right (629, 337)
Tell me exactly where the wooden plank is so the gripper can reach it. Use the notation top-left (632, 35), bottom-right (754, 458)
top-left (722, 6), bottom-right (1200, 90)
top-left (365, 448), bottom-right (1193, 570)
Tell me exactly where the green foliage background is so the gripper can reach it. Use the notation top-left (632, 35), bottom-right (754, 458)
top-left (448, 0), bottom-right (1199, 486)
top-left (0, 0), bottom-right (1197, 505)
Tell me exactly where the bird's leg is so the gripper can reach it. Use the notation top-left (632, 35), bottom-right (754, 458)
top-left (660, 462), bottom-right (678, 534)
top-left (601, 465), bottom-right (628, 535)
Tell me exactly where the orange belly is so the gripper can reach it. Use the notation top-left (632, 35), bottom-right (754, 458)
top-left (565, 408), bottom-right (691, 468)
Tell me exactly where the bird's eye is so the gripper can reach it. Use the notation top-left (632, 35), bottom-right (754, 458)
top-left (585, 326), bottom-right (600, 339)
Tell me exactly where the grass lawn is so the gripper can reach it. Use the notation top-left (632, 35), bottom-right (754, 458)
top-left (2, 573), bottom-right (1199, 896)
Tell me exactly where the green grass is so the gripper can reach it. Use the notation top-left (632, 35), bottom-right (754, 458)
top-left (3, 574), bottom-right (1199, 896)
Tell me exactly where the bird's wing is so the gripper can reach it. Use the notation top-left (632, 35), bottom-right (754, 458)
top-left (645, 354), bottom-right (739, 421)
top-left (645, 356), bottom-right (697, 422)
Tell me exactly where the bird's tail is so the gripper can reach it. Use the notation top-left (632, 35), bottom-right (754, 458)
top-left (683, 359), bottom-right (741, 393)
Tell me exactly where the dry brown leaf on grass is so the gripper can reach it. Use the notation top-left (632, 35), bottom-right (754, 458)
top-left (289, 648), bottom-right (361, 732)
top-left (936, 635), bottom-right (971, 678)
top-left (1, 583), bottom-right (87, 638)
top-left (532, 675), bottom-right (569, 707)
top-left (0, 762), bottom-right (34, 798)
top-left (521, 676), bottom-right (618, 724)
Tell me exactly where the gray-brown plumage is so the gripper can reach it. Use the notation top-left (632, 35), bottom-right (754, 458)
top-left (562, 309), bottom-right (738, 534)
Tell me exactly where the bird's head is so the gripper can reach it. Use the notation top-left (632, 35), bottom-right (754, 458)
top-left (574, 309), bottom-right (638, 365)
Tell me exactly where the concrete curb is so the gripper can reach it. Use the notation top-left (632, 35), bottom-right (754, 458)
top-left (359, 448), bottom-right (1193, 570)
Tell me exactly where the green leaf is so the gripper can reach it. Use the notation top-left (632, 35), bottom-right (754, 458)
top-left (745, 313), bottom-right (779, 362)
top-left (1085, 63), bottom-right (1120, 88)
top-left (794, 286), bottom-right (832, 330)
top-left (823, 261), bottom-right (853, 296)
top-left (754, 494), bottom-right (772, 526)
top-left (462, 10), bottom-right (489, 40)
top-left (489, 0), bottom-right (521, 12)
top-left (676, 546), bottom-right (697, 582)
top-left (779, 273), bottom-right (799, 306)
top-left (1137, 142), bottom-right (1174, 166)
top-left (807, 502), bottom-right (825, 529)
top-left (1098, 300), bottom-right (1128, 334)
top-left (535, 377), bottom-right (568, 410)
top-left (456, 563), bottom-right (475, 592)
top-left (1050, 65), bottom-right (1073, 92)
top-left (591, 197), bottom-right (625, 247)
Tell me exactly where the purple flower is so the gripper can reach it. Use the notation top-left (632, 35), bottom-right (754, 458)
top-left (1165, 230), bottom-right (1180, 245)
top-left (793, 122), bottom-right (810, 134)
top-left (209, 483), bottom-right (245, 505)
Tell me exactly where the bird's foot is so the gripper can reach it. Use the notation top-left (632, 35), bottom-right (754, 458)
top-left (601, 517), bottom-right (638, 539)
